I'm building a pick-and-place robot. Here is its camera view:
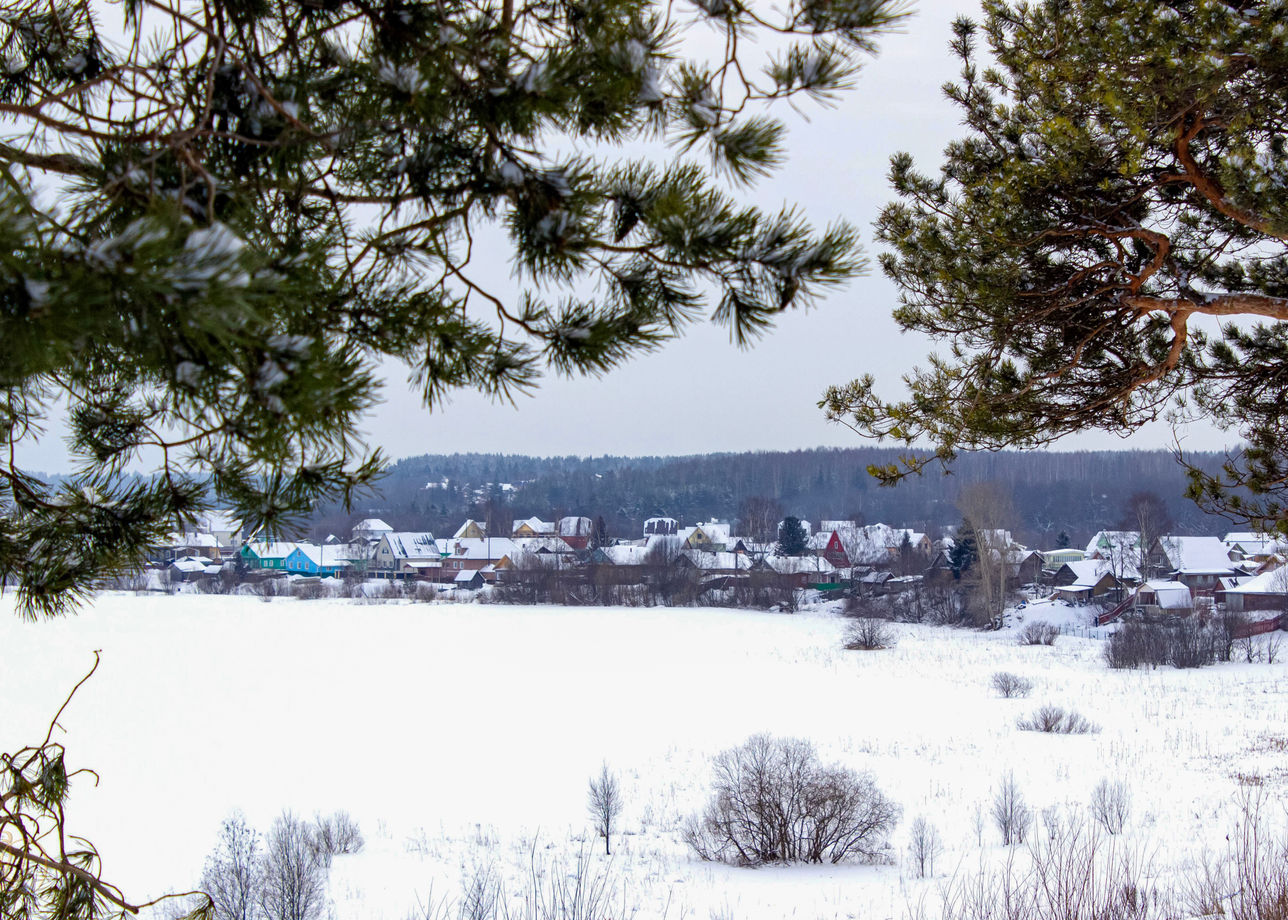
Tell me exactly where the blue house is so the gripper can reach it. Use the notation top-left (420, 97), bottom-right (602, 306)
top-left (282, 543), bottom-right (352, 577)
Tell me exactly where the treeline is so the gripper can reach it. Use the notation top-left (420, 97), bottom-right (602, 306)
top-left (305, 447), bottom-right (1233, 548)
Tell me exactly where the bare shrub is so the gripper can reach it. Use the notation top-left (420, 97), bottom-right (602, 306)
top-left (504, 846), bottom-right (625, 920)
top-left (923, 814), bottom-right (1156, 920)
top-left (1017, 705), bottom-right (1098, 735)
top-left (260, 811), bottom-right (329, 920)
top-left (684, 733), bottom-right (899, 865)
top-left (908, 816), bottom-right (942, 879)
top-left (991, 672), bottom-right (1034, 698)
top-left (1236, 632), bottom-right (1266, 663)
top-left (311, 811), bottom-right (364, 859)
top-left (1185, 791), bottom-right (1288, 920)
top-left (843, 617), bottom-right (896, 651)
top-left (992, 772), bottom-right (1033, 846)
top-left (1105, 619), bottom-right (1217, 670)
top-left (586, 762), bottom-right (623, 856)
top-left (1089, 779), bottom-right (1131, 836)
top-left (1018, 621), bottom-right (1059, 646)
top-left (1168, 617), bottom-right (1218, 669)
top-left (459, 864), bottom-right (502, 920)
top-left (1269, 631), bottom-right (1283, 664)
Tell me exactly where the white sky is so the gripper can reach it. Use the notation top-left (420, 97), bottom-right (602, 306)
top-left (18, 0), bottom-right (1234, 473)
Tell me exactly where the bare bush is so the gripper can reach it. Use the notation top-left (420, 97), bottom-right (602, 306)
top-left (684, 734), bottom-right (899, 865)
top-left (1105, 619), bottom-right (1217, 670)
top-left (311, 811), bottom-right (364, 859)
top-left (921, 814), bottom-right (1156, 920)
top-left (1185, 791), bottom-right (1288, 920)
top-left (504, 846), bottom-right (626, 920)
top-left (1089, 779), bottom-right (1131, 836)
top-left (1017, 705), bottom-right (1098, 735)
top-left (843, 617), bottom-right (896, 651)
top-left (1018, 621), bottom-right (1059, 646)
top-left (992, 772), bottom-right (1033, 846)
top-left (991, 672), bottom-right (1034, 698)
top-left (586, 762), bottom-right (623, 856)
top-left (1268, 631), bottom-right (1283, 664)
top-left (1235, 632), bottom-right (1265, 663)
top-left (459, 864), bottom-right (502, 920)
top-left (908, 816), bottom-right (942, 879)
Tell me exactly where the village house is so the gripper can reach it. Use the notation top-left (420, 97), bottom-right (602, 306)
top-left (239, 540), bottom-right (298, 571)
top-left (1051, 559), bottom-right (1120, 604)
top-left (1150, 536), bottom-right (1242, 596)
top-left (371, 531), bottom-right (441, 579)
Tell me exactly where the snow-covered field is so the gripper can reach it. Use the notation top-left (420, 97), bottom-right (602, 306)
top-left (2, 593), bottom-right (1286, 920)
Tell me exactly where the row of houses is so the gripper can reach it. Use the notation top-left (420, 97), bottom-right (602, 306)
top-left (151, 509), bottom-right (1288, 616)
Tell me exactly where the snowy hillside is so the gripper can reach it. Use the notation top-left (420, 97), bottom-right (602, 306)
top-left (1, 594), bottom-right (1285, 919)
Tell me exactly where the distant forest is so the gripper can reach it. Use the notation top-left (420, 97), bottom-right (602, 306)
top-left (304, 447), bottom-right (1239, 550)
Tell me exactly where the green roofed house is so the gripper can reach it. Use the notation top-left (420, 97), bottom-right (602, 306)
top-left (240, 541), bottom-right (298, 571)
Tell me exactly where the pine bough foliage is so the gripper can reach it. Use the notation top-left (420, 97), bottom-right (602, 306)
top-left (0, 0), bottom-right (906, 616)
top-left (822, 0), bottom-right (1288, 532)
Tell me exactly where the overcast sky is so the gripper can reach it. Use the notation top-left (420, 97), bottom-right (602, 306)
top-left (21, 0), bottom-right (1234, 473)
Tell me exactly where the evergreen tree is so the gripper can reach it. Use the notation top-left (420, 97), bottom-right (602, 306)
top-left (0, 0), bottom-right (907, 617)
top-left (1057, 531), bottom-right (1070, 550)
top-left (822, 0), bottom-right (1288, 532)
top-left (776, 516), bottom-right (808, 556)
top-left (949, 519), bottom-right (977, 579)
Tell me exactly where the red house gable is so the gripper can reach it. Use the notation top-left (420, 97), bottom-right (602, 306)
top-left (823, 532), bottom-right (849, 568)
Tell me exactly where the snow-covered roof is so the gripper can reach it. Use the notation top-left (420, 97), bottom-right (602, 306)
top-left (1223, 568), bottom-right (1288, 595)
top-left (454, 568), bottom-right (484, 583)
top-left (453, 519), bottom-right (485, 539)
top-left (193, 509), bottom-right (241, 535)
top-left (1157, 536), bottom-right (1237, 574)
top-left (169, 556), bottom-right (219, 574)
top-left (1139, 580), bottom-right (1192, 609)
top-left (598, 545), bottom-right (651, 566)
top-left (244, 540), bottom-right (297, 559)
top-left (1059, 559), bottom-right (1124, 589)
top-left (514, 535), bottom-right (573, 554)
top-left (1223, 533), bottom-right (1288, 557)
top-left (680, 550), bottom-right (747, 571)
top-left (763, 554), bottom-right (835, 576)
top-left (289, 543), bottom-right (354, 568)
top-left (384, 531), bottom-right (440, 559)
top-left (557, 516), bottom-right (593, 537)
top-left (352, 518), bottom-right (393, 535)
top-left (512, 516), bottom-right (554, 535)
top-left (1085, 531), bottom-right (1142, 558)
top-left (453, 537), bottom-right (519, 561)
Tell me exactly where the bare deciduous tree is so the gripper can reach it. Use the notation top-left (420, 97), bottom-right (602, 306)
top-left (907, 816), bottom-right (942, 879)
top-left (202, 812), bottom-right (263, 920)
top-left (992, 772), bottom-right (1033, 847)
top-left (587, 763), bottom-right (623, 856)
top-left (260, 812), bottom-right (328, 920)
top-left (956, 483), bottom-right (1017, 627)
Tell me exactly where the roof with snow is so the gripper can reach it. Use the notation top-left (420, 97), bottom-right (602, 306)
top-left (289, 543), bottom-right (354, 568)
top-left (243, 540), bottom-right (297, 560)
top-left (512, 516), bottom-right (554, 535)
top-left (1139, 580), bottom-right (1192, 609)
top-left (557, 516), bottom-right (593, 537)
top-left (596, 545), bottom-right (652, 566)
top-left (1085, 531), bottom-right (1143, 558)
top-left (1157, 536), bottom-right (1237, 574)
top-left (452, 537), bottom-right (519, 561)
top-left (1058, 559), bottom-right (1127, 589)
top-left (352, 518), bottom-right (393, 536)
top-left (383, 531), bottom-right (440, 559)
top-left (1223, 568), bottom-right (1288, 595)
top-left (762, 554), bottom-right (836, 576)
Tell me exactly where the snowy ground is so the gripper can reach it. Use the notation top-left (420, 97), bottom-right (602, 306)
top-left (2, 593), bottom-right (1286, 920)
